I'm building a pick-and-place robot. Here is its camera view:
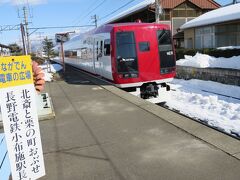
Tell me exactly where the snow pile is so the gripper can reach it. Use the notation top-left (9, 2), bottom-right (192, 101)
top-left (217, 46), bottom-right (240, 50)
top-left (177, 53), bottom-right (240, 69)
top-left (131, 79), bottom-right (240, 137)
top-left (39, 63), bottom-right (62, 82)
top-left (166, 79), bottom-right (240, 136)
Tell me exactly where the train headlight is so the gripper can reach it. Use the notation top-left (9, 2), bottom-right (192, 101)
top-left (118, 73), bottom-right (138, 79)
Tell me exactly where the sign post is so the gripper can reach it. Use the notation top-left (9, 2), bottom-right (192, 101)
top-left (60, 41), bottom-right (65, 72)
top-left (55, 33), bottom-right (70, 73)
top-left (0, 56), bottom-right (45, 180)
top-left (55, 32), bottom-right (74, 73)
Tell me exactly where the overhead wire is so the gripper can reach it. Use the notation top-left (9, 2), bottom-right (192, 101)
top-left (26, 0), bottom-right (33, 18)
top-left (99, 0), bottom-right (137, 21)
top-left (71, 0), bottom-right (103, 25)
top-left (83, 0), bottom-right (138, 27)
top-left (75, 0), bottom-right (108, 25)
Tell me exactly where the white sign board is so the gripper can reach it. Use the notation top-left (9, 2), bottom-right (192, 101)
top-left (55, 33), bottom-right (69, 43)
top-left (0, 56), bottom-right (45, 180)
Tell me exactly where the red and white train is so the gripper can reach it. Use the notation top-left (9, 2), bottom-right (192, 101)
top-left (56, 23), bottom-right (176, 98)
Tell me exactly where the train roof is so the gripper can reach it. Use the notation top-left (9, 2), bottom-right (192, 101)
top-left (107, 22), bottom-right (168, 27)
top-left (63, 22), bottom-right (170, 50)
top-left (94, 22), bottom-right (170, 33)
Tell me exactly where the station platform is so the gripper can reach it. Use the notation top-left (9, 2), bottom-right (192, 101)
top-left (2, 65), bottom-right (240, 180)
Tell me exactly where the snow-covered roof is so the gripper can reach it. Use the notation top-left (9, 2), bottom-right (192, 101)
top-left (0, 43), bottom-right (10, 49)
top-left (103, 0), bottom-right (155, 25)
top-left (181, 3), bottom-right (240, 29)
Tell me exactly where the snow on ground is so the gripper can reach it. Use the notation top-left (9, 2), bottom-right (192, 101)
top-left (176, 53), bottom-right (240, 69)
top-left (217, 46), bottom-right (240, 50)
top-left (39, 63), bottom-right (62, 81)
top-left (131, 79), bottom-right (240, 137)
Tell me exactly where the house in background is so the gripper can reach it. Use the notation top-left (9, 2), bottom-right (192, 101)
top-left (152, 0), bottom-right (220, 47)
top-left (0, 44), bottom-right (11, 56)
top-left (181, 3), bottom-right (240, 49)
top-left (105, 0), bottom-right (220, 47)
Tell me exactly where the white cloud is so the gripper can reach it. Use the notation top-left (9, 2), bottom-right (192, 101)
top-left (14, 0), bottom-right (47, 5)
top-left (0, 0), bottom-right (10, 4)
top-left (0, 0), bottom-right (47, 6)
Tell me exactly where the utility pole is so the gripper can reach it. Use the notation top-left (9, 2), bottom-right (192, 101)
top-left (55, 31), bottom-right (74, 73)
top-left (92, 14), bottom-right (98, 28)
top-left (23, 6), bottom-right (31, 53)
top-left (60, 41), bottom-right (65, 72)
top-left (155, 0), bottom-right (162, 23)
top-left (36, 32), bottom-right (44, 57)
top-left (20, 23), bottom-right (28, 55)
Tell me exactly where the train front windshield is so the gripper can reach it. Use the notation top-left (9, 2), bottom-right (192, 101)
top-left (116, 32), bottom-right (138, 78)
top-left (157, 30), bottom-right (175, 74)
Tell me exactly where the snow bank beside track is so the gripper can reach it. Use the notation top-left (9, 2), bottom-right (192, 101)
top-left (177, 53), bottom-right (240, 70)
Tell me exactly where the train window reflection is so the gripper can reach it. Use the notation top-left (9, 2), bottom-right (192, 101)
top-left (157, 30), bottom-right (175, 71)
top-left (100, 41), bottom-right (103, 57)
top-left (139, 42), bottom-right (150, 52)
top-left (96, 41), bottom-right (99, 61)
top-left (104, 39), bottom-right (110, 56)
top-left (157, 30), bottom-right (172, 46)
top-left (64, 50), bottom-right (77, 58)
top-left (116, 31), bottom-right (138, 74)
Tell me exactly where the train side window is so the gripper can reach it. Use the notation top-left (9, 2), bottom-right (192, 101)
top-left (104, 39), bottom-right (110, 56)
top-left (96, 41), bottom-right (99, 61)
top-left (100, 41), bottom-right (103, 57)
top-left (139, 42), bottom-right (150, 52)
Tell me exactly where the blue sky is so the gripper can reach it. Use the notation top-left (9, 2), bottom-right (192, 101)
top-left (0, 0), bottom-right (236, 45)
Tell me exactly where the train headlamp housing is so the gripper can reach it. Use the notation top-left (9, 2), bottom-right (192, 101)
top-left (118, 73), bottom-right (138, 79)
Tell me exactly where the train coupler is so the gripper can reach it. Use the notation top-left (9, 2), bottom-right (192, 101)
top-left (140, 83), bottom-right (159, 99)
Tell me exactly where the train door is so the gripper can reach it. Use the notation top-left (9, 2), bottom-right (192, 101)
top-left (115, 31), bottom-right (139, 78)
top-left (92, 38), bottom-right (96, 74)
top-left (94, 38), bottom-right (103, 75)
top-left (101, 38), bottom-right (113, 80)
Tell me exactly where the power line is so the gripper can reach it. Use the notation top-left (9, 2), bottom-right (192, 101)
top-left (71, 0), bottom-right (102, 25)
top-left (28, 25), bottom-right (95, 35)
top-left (99, 0), bottom-right (137, 21)
top-left (0, 25), bottom-right (95, 32)
top-left (28, 25), bottom-right (95, 30)
top-left (26, 0), bottom-right (34, 18)
top-left (0, 25), bottom-right (20, 31)
top-left (75, 0), bottom-right (107, 25)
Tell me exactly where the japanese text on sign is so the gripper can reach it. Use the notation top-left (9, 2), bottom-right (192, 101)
top-left (0, 56), bottom-right (45, 180)
top-left (0, 56), bottom-right (33, 88)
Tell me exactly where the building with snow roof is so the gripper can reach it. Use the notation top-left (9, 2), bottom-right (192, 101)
top-left (0, 44), bottom-right (11, 56)
top-left (105, 0), bottom-right (220, 47)
top-left (181, 3), bottom-right (240, 49)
